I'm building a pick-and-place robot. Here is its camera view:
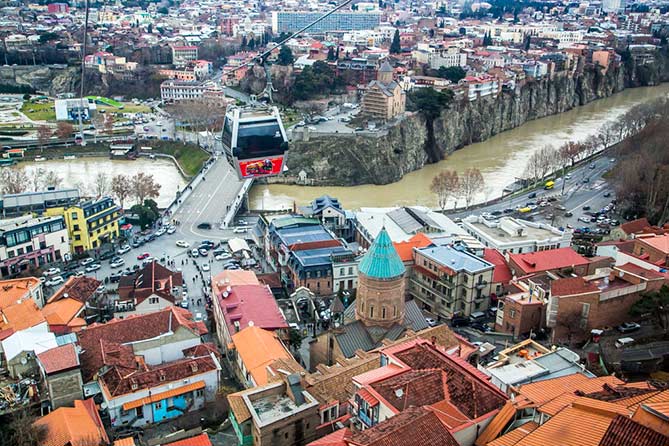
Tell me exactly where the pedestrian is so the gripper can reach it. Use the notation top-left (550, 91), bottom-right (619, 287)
top-left (192, 277), bottom-right (196, 283)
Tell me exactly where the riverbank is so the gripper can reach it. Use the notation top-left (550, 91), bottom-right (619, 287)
top-left (21, 140), bottom-right (209, 177)
top-left (250, 82), bottom-right (669, 211)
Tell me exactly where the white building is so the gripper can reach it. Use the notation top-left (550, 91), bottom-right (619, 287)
top-left (462, 216), bottom-right (572, 254)
top-left (429, 47), bottom-right (468, 69)
top-left (464, 76), bottom-right (500, 101)
top-left (171, 45), bottom-right (198, 67)
top-left (54, 98), bottom-right (97, 121)
top-left (160, 80), bottom-right (226, 102)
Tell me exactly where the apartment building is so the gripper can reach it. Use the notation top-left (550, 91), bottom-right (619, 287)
top-left (409, 244), bottom-right (494, 318)
top-left (171, 45), bottom-right (198, 67)
top-left (271, 11), bottom-right (381, 33)
top-left (0, 215), bottom-right (69, 277)
top-left (45, 196), bottom-right (121, 254)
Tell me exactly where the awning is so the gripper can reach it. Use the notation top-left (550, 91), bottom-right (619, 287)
top-left (122, 381), bottom-right (205, 411)
top-left (357, 388), bottom-right (379, 407)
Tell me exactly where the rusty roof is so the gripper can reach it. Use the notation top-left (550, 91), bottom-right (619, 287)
top-left (598, 414), bottom-right (669, 446)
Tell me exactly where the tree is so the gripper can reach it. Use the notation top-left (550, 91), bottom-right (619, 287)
top-left (130, 172), bottom-right (161, 204)
top-left (248, 37), bottom-right (256, 50)
top-left (93, 172), bottom-right (110, 198)
top-left (129, 199), bottom-right (160, 229)
top-left (430, 170), bottom-right (460, 210)
top-left (0, 168), bottom-right (29, 194)
top-left (241, 35), bottom-right (247, 50)
top-left (436, 66), bottom-right (466, 83)
top-left (103, 114), bottom-right (115, 135)
top-left (525, 146), bottom-right (558, 186)
top-left (111, 174), bottom-right (132, 209)
top-left (458, 168), bottom-right (484, 209)
top-left (326, 46), bottom-right (336, 61)
top-left (147, 23), bottom-right (153, 34)
top-left (288, 328), bottom-right (304, 351)
top-left (390, 29), bottom-right (401, 54)
top-left (91, 114), bottom-right (105, 143)
top-left (55, 121), bottom-right (74, 141)
top-left (277, 45), bottom-right (294, 66)
top-left (36, 125), bottom-right (51, 149)
top-left (42, 170), bottom-right (62, 190)
top-left (630, 285), bottom-right (669, 329)
top-left (0, 409), bottom-right (48, 446)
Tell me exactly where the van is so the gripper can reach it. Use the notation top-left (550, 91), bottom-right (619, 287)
top-left (469, 311), bottom-right (486, 322)
top-left (615, 337), bottom-right (635, 348)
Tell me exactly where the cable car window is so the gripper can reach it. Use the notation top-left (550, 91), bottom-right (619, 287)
top-left (236, 122), bottom-right (285, 158)
top-left (221, 117), bottom-right (233, 150)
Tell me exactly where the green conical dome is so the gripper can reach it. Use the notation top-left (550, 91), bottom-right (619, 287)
top-left (358, 228), bottom-right (405, 280)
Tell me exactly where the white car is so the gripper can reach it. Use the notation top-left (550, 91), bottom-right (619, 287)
top-left (233, 227), bottom-right (247, 234)
top-left (191, 249), bottom-right (199, 257)
top-left (202, 263), bottom-right (210, 272)
top-left (176, 240), bottom-right (189, 248)
top-left (96, 285), bottom-right (106, 294)
top-left (80, 258), bottom-right (95, 266)
top-left (45, 276), bottom-right (64, 287)
top-left (142, 257), bottom-right (155, 265)
top-left (43, 267), bottom-right (61, 277)
top-left (155, 228), bottom-right (166, 237)
top-left (117, 245), bottom-right (131, 255)
top-left (110, 259), bottom-right (125, 268)
top-left (167, 226), bottom-right (176, 234)
top-left (215, 253), bottom-right (232, 261)
top-left (85, 263), bottom-right (101, 272)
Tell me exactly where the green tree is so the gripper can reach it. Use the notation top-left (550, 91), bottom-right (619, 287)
top-left (277, 45), bottom-right (294, 65)
top-left (157, 6), bottom-right (168, 14)
top-left (288, 328), bottom-right (304, 350)
top-left (147, 23), bottom-right (153, 34)
top-left (129, 199), bottom-right (160, 229)
top-left (407, 88), bottom-right (454, 162)
top-left (436, 66), bottom-right (466, 83)
top-left (630, 285), bottom-right (669, 329)
top-left (292, 61), bottom-right (342, 100)
top-left (390, 29), bottom-right (401, 54)
top-left (248, 37), bottom-right (256, 50)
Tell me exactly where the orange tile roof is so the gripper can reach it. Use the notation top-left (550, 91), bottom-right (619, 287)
top-left (644, 401), bottom-right (669, 419)
top-left (0, 298), bottom-right (45, 331)
top-left (36, 344), bottom-right (79, 374)
top-left (514, 398), bottom-right (628, 446)
top-left (307, 427), bottom-right (352, 446)
top-left (515, 375), bottom-right (623, 407)
top-left (163, 433), bottom-right (212, 446)
top-left (228, 390), bottom-right (252, 423)
top-left (629, 390), bottom-right (669, 411)
top-left (231, 325), bottom-right (296, 386)
top-left (393, 233), bottom-right (432, 262)
top-left (41, 298), bottom-right (84, 326)
top-left (486, 421), bottom-right (539, 446)
top-left (475, 401), bottom-right (517, 446)
top-left (212, 270), bottom-right (260, 288)
top-left (0, 277), bottom-right (40, 309)
top-left (122, 381), bottom-right (205, 410)
top-left (113, 438), bottom-right (136, 446)
top-left (637, 234), bottom-right (669, 254)
top-left (34, 399), bottom-right (109, 446)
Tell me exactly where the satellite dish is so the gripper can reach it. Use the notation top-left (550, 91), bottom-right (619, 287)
top-left (20, 357), bottom-right (27, 365)
top-left (248, 320), bottom-right (254, 326)
top-left (223, 291), bottom-right (229, 298)
top-left (100, 402), bottom-right (108, 410)
top-left (226, 286), bottom-right (231, 292)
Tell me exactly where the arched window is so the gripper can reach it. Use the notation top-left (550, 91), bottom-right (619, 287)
top-left (370, 306), bottom-right (374, 318)
top-left (393, 306), bottom-right (397, 317)
top-left (382, 307), bottom-right (386, 318)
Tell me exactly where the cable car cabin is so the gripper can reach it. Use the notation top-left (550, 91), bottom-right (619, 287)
top-left (222, 106), bottom-right (288, 179)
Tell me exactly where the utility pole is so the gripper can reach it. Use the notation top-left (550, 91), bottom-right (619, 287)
top-left (77, 0), bottom-right (90, 146)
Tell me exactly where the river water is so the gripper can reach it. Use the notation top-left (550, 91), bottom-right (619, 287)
top-left (16, 158), bottom-right (187, 208)
top-left (249, 83), bottom-right (669, 211)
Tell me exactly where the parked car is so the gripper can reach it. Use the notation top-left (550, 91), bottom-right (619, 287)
top-left (617, 322), bottom-right (641, 333)
top-left (85, 263), bottom-right (101, 272)
top-left (99, 251), bottom-right (115, 261)
top-left (615, 337), bottom-right (635, 349)
top-left (528, 192), bottom-right (537, 199)
top-left (215, 253), bottom-right (232, 261)
top-left (471, 322), bottom-right (492, 333)
top-left (197, 222), bottom-right (212, 230)
top-left (96, 285), bottom-right (106, 294)
top-left (167, 226), bottom-right (176, 234)
top-left (45, 276), bottom-right (64, 287)
top-left (43, 267), bottom-right (61, 277)
top-left (80, 257), bottom-right (95, 266)
top-left (202, 263), bottom-right (210, 272)
top-left (117, 245), bottom-right (131, 255)
top-left (450, 316), bottom-right (470, 327)
top-left (142, 257), bottom-right (155, 265)
top-left (191, 249), bottom-right (199, 257)
top-left (233, 227), bottom-right (247, 234)
top-left (110, 258), bottom-right (125, 268)
top-left (425, 317), bottom-right (437, 327)
top-left (564, 212), bottom-right (573, 217)
top-left (155, 228), bottom-right (166, 237)
top-left (582, 205), bottom-right (591, 211)
top-left (137, 252), bottom-right (150, 260)
top-left (198, 248), bottom-right (208, 256)
top-left (109, 272), bottom-right (122, 283)
top-left (176, 240), bottom-right (189, 248)
top-left (180, 300), bottom-right (189, 309)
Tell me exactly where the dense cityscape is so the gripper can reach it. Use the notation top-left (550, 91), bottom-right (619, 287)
top-left (0, 0), bottom-right (667, 444)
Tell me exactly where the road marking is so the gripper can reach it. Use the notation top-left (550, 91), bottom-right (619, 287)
top-left (568, 187), bottom-right (609, 214)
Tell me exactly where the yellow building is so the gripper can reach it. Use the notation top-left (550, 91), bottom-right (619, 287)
top-left (45, 197), bottom-right (121, 254)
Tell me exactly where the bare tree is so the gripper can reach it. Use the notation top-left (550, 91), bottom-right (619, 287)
top-left (36, 125), bottom-right (52, 150)
top-left (111, 174), bottom-right (132, 209)
top-left (458, 168), bottom-right (484, 209)
top-left (93, 172), bottom-right (110, 198)
top-left (29, 167), bottom-right (45, 191)
top-left (130, 172), bottom-right (161, 204)
top-left (103, 114), bottom-right (115, 135)
top-left (55, 121), bottom-right (74, 141)
top-left (525, 146), bottom-right (558, 186)
top-left (430, 170), bottom-right (460, 210)
top-left (42, 170), bottom-right (62, 189)
top-left (596, 121), bottom-right (616, 151)
top-left (0, 168), bottom-right (29, 194)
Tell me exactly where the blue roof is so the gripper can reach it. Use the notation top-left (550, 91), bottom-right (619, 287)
top-left (418, 245), bottom-right (493, 273)
top-left (293, 246), bottom-right (352, 268)
top-left (311, 195), bottom-right (342, 213)
top-left (276, 225), bottom-right (333, 246)
top-left (358, 228), bottom-right (405, 279)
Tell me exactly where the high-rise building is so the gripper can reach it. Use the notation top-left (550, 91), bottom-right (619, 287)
top-left (271, 11), bottom-right (381, 33)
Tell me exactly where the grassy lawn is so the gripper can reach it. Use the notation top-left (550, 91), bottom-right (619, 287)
top-left (20, 100), bottom-right (56, 121)
top-left (97, 103), bottom-right (151, 114)
top-left (145, 141), bottom-right (210, 176)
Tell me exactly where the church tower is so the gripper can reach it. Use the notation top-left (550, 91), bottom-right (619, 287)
top-left (355, 228), bottom-right (406, 328)
top-left (377, 61), bottom-right (394, 85)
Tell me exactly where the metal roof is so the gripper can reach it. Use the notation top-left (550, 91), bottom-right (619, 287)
top-left (418, 245), bottom-right (494, 274)
top-left (271, 216), bottom-right (320, 230)
top-left (2, 188), bottom-right (79, 209)
top-left (277, 225), bottom-right (332, 246)
top-left (293, 246), bottom-right (352, 267)
top-left (358, 228), bottom-right (406, 280)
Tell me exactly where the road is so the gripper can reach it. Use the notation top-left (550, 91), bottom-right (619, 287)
top-left (448, 153), bottom-right (618, 229)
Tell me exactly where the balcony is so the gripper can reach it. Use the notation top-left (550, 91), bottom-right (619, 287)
top-left (475, 280), bottom-right (489, 290)
top-left (358, 410), bottom-right (376, 428)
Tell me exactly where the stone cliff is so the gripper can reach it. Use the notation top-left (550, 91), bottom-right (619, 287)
top-left (274, 48), bottom-right (669, 186)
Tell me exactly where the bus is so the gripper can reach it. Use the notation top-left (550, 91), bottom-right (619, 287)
top-left (544, 180), bottom-right (555, 190)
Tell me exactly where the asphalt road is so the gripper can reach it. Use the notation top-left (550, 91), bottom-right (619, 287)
top-left (448, 153), bottom-right (618, 229)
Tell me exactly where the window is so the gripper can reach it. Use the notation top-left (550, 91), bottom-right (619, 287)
top-left (154, 402), bottom-right (162, 409)
top-left (73, 224), bottom-right (79, 231)
top-left (71, 212), bottom-right (78, 220)
top-left (348, 267), bottom-right (353, 275)
top-left (509, 309), bottom-right (516, 318)
top-left (340, 268), bottom-right (344, 275)
top-left (149, 297), bottom-right (159, 305)
top-left (370, 306), bottom-right (374, 318)
top-left (195, 389), bottom-right (204, 397)
top-left (75, 235), bottom-right (81, 241)
top-left (382, 307), bottom-right (386, 318)
top-left (136, 406), bottom-right (144, 418)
